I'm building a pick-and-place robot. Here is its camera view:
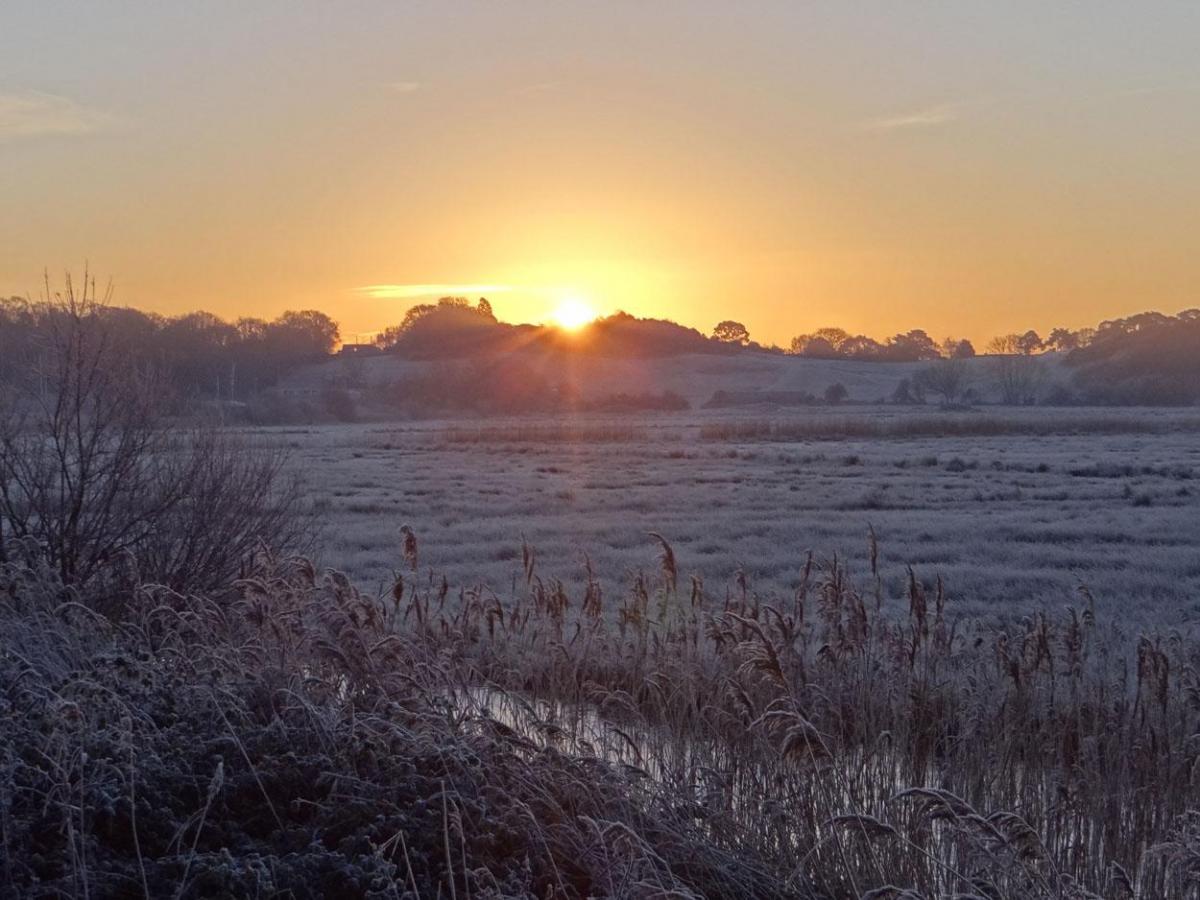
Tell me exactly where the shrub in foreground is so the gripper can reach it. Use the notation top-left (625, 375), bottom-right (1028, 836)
top-left (0, 550), bottom-right (796, 899)
top-left (0, 286), bottom-right (311, 603)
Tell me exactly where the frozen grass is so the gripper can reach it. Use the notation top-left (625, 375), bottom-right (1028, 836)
top-left (700, 411), bottom-right (1200, 441)
top-left (270, 411), bottom-right (1200, 625)
top-left (443, 423), bottom-right (649, 443)
top-left (4, 537), bottom-right (1200, 897)
top-left (0, 548), bottom-right (796, 899)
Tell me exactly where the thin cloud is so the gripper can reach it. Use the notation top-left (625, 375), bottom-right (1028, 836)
top-left (357, 284), bottom-right (515, 299)
top-left (384, 81), bottom-right (421, 94)
top-left (862, 102), bottom-right (959, 132)
top-left (0, 90), bottom-right (108, 142)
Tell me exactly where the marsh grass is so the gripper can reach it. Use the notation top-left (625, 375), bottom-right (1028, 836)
top-left (3, 534), bottom-right (1199, 898)
top-left (429, 542), bottom-right (1200, 898)
top-left (700, 414), bottom-right (1200, 442)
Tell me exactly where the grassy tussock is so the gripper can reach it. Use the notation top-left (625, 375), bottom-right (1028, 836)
top-left (3, 536), bottom-right (1199, 898)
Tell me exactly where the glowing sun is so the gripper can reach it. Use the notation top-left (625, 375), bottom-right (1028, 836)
top-left (550, 295), bottom-right (597, 331)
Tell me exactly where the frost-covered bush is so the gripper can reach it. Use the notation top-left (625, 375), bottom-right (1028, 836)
top-left (5, 535), bottom-right (1200, 897)
top-left (0, 550), bottom-right (796, 899)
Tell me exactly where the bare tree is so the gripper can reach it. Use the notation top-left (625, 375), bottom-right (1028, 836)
top-left (990, 354), bottom-right (1045, 405)
top-left (986, 332), bottom-right (1046, 404)
top-left (988, 332), bottom-right (1043, 357)
top-left (914, 357), bottom-right (972, 406)
top-left (0, 273), bottom-right (309, 599)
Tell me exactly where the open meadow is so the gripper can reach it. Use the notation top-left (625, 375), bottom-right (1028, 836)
top-left (276, 406), bottom-right (1200, 626)
top-left (8, 3), bottom-right (1200, 893)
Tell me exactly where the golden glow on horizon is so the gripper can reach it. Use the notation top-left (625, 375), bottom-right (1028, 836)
top-left (550, 295), bottom-right (598, 331)
top-left (3, 6), bottom-right (1199, 345)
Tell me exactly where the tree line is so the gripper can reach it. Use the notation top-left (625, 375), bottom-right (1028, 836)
top-left (0, 293), bottom-right (338, 401)
top-left (3, 280), bottom-right (1196, 407)
top-left (708, 320), bottom-right (1134, 362)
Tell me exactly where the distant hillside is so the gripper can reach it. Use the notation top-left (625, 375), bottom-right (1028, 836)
top-left (382, 307), bottom-right (736, 360)
top-left (282, 347), bottom-right (1061, 420)
top-left (293, 306), bottom-right (1200, 420)
top-left (1066, 311), bottom-right (1200, 404)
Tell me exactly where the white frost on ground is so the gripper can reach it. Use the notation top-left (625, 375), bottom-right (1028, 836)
top-left (254, 407), bottom-right (1200, 626)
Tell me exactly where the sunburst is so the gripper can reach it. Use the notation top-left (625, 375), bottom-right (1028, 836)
top-left (550, 295), bottom-right (597, 331)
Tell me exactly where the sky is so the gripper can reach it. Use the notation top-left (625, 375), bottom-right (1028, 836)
top-left (2, 2), bottom-right (1199, 346)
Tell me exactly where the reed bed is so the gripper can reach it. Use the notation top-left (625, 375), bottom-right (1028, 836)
top-left (2, 534), bottom-right (1199, 898)
top-left (401, 534), bottom-right (1200, 898)
top-left (700, 414), bottom-right (1200, 442)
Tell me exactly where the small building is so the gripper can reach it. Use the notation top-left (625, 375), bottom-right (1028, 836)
top-left (337, 343), bottom-right (384, 357)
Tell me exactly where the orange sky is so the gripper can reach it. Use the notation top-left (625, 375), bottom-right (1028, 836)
top-left (3, 3), bottom-right (1199, 345)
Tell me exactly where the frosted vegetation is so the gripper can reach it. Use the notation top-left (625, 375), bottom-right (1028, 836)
top-left (3, 283), bottom-right (1200, 898)
top-left (290, 411), bottom-right (1200, 625)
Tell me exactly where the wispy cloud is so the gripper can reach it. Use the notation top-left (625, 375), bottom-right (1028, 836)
top-left (0, 90), bottom-right (108, 142)
top-left (384, 81), bottom-right (421, 94)
top-left (357, 283), bottom-right (515, 300)
top-left (862, 102), bottom-right (959, 132)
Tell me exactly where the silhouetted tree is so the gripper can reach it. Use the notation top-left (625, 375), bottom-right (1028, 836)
top-left (268, 310), bottom-right (339, 359)
top-left (812, 327), bottom-right (850, 350)
top-left (376, 297), bottom-right (500, 351)
top-left (840, 335), bottom-right (884, 359)
top-left (1096, 311), bottom-right (1173, 337)
top-left (942, 338), bottom-right (975, 359)
top-left (881, 329), bottom-right (940, 361)
top-left (1016, 330), bottom-right (1043, 355)
top-left (159, 311), bottom-right (238, 397)
top-left (712, 320), bottom-right (750, 345)
top-left (988, 334), bottom-right (1019, 355)
top-left (236, 317), bottom-right (269, 342)
top-left (0, 298), bottom-right (35, 381)
top-left (792, 335), bottom-right (839, 358)
top-left (1045, 327), bottom-right (1080, 353)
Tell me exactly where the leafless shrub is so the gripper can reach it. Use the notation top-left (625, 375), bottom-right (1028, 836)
top-left (0, 275), bottom-right (309, 602)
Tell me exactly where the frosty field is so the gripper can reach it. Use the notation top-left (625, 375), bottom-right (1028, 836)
top-left (269, 407), bottom-right (1200, 625)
